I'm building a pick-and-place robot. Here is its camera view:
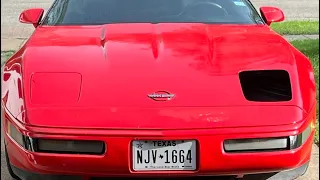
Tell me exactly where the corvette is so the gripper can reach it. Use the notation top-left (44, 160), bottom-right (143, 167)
top-left (1, 0), bottom-right (317, 180)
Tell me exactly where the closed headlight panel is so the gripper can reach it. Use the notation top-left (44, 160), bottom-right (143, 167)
top-left (30, 72), bottom-right (82, 105)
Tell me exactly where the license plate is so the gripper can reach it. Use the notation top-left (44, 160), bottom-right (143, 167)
top-left (132, 140), bottom-right (196, 171)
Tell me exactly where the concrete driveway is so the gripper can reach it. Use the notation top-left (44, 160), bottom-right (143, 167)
top-left (1, 0), bottom-right (319, 179)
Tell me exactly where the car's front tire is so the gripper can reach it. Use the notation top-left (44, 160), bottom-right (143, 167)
top-left (5, 145), bottom-right (20, 180)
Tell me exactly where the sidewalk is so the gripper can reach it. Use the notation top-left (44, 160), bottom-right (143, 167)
top-left (1, 38), bottom-right (27, 51)
top-left (284, 34), bottom-right (320, 41)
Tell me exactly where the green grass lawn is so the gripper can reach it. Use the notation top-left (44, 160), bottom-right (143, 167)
top-left (291, 39), bottom-right (319, 144)
top-left (1, 51), bottom-right (14, 66)
top-left (271, 20), bottom-right (319, 35)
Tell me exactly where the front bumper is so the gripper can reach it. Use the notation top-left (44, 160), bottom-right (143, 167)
top-left (4, 126), bottom-right (315, 178)
top-left (8, 161), bottom-right (310, 180)
top-left (3, 106), bottom-right (316, 179)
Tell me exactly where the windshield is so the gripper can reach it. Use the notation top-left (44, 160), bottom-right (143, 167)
top-left (42, 0), bottom-right (264, 25)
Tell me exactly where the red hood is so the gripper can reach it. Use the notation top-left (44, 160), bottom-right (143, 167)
top-left (24, 24), bottom-right (296, 107)
top-left (4, 23), bottom-right (313, 129)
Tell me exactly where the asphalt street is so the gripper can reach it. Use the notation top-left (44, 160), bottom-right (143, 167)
top-left (1, 0), bottom-right (319, 179)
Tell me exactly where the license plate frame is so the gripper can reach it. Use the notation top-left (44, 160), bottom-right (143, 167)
top-left (132, 140), bottom-right (197, 171)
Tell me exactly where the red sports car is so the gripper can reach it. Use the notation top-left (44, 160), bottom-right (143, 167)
top-left (2, 0), bottom-right (317, 180)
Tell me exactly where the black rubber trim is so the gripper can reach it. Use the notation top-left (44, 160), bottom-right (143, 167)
top-left (10, 161), bottom-right (310, 180)
top-left (11, 165), bottom-right (82, 180)
top-left (5, 146), bottom-right (20, 180)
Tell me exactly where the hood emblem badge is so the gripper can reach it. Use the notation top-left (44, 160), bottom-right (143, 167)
top-left (148, 91), bottom-right (175, 101)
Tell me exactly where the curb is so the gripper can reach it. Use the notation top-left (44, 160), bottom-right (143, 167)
top-left (284, 34), bottom-right (319, 41)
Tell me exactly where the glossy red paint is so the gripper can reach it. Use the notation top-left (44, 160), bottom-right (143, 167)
top-left (19, 8), bottom-right (44, 27)
top-left (260, 6), bottom-right (285, 25)
top-left (2, 24), bottom-right (316, 126)
top-left (3, 105), bottom-right (316, 177)
top-left (1, 7), bottom-right (317, 179)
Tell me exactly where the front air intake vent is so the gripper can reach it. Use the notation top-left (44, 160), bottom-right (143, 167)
top-left (239, 70), bottom-right (292, 102)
